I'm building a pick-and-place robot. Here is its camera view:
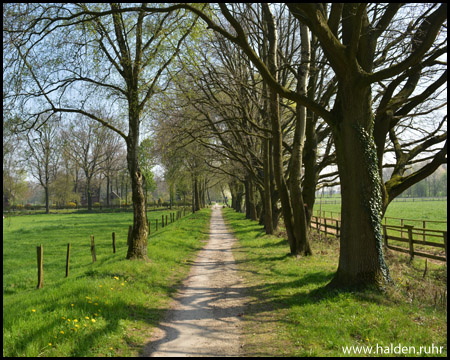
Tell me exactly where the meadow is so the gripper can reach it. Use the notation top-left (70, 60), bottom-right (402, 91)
top-left (313, 199), bottom-right (447, 230)
top-left (2, 200), bottom-right (447, 357)
top-left (3, 208), bottom-right (212, 357)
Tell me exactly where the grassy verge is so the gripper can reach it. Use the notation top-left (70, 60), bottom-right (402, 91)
top-left (224, 208), bottom-right (447, 357)
top-left (3, 208), bottom-right (211, 357)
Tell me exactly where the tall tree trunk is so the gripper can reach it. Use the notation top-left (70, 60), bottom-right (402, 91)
top-left (269, 140), bottom-right (281, 232)
top-left (126, 96), bottom-right (149, 261)
top-left (229, 179), bottom-right (244, 212)
top-left (106, 175), bottom-right (110, 207)
top-left (229, 181), bottom-right (236, 209)
top-left (329, 79), bottom-right (391, 288)
top-left (263, 138), bottom-right (274, 233)
top-left (263, 3), bottom-right (301, 255)
top-left (44, 186), bottom-right (50, 214)
top-left (302, 111), bottom-right (318, 226)
top-left (244, 175), bottom-right (257, 221)
top-left (192, 175), bottom-right (195, 213)
top-left (288, 23), bottom-right (312, 256)
top-left (169, 181), bottom-right (174, 210)
top-left (194, 176), bottom-right (200, 211)
top-left (86, 177), bottom-right (92, 211)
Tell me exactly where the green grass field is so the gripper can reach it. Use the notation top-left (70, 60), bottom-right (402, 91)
top-left (313, 199), bottom-right (447, 230)
top-left (3, 208), bottom-right (211, 357)
top-left (312, 199), bottom-right (447, 257)
top-left (2, 200), bottom-right (447, 357)
top-left (224, 208), bottom-right (447, 357)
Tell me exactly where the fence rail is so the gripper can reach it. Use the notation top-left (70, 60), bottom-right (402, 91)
top-left (310, 215), bottom-right (447, 263)
top-left (315, 197), bottom-right (447, 205)
top-left (34, 208), bottom-right (189, 289)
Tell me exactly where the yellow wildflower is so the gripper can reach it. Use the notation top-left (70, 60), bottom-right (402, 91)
top-left (60, 330), bottom-right (65, 334)
top-left (85, 316), bottom-right (89, 320)
top-left (32, 309), bottom-right (36, 312)
top-left (91, 319), bottom-right (96, 323)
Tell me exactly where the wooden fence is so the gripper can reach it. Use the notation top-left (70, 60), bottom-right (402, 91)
top-left (313, 210), bottom-right (446, 238)
top-left (315, 197), bottom-right (447, 205)
top-left (311, 214), bottom-right (447, 264)
top-left (35, 209), bottom-right (188, 289)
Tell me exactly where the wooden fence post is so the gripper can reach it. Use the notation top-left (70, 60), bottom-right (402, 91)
top-left (37, 244), bottom-right (43, 288)
top-left (90, 235), bottom-right (97, 263)
top-left (156, 218), bottom-right (158, 231)
top-left (112, 232), bottom-right (116, 253)
top-left (383, 225), bottom-right (388, 248)
top-left (423, 220), bottom-right (426, 241)
top-left (335, 219), bottom-right (339, 239)
top-left (405, 225), bottom-right (414, 260)
top-left (324, 218), bottom-right (328, 237)
top-left (166, 215), bottom-right (168, 226)
top-left (444, 231), bottom-right (447, 266)
top-left (148, 220), bottom-right (151, 236)
top-left (66, 243), bottom-right (71, 277)
top-left (162, 215), bottom-right (164, 228)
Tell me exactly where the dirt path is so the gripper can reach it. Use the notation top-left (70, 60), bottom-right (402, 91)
top-left (142, 205), bottom-right (247, 357)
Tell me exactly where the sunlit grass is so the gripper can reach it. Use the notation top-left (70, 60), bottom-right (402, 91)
top-left (3, 208), bottom-right (211, 357)
top-left (224, 208), bottom-right (447, 357)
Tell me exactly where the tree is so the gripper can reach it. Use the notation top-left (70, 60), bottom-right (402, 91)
top-left (4, 3), bottom-right (200, 260)
top-left (50, 171), bottom-right (81, 207)
top-left (3, 119), bottom-right (29, 207)
top-left (102, 132), bottom-right (126, 207)
top-left (62, 118), bottom-right (109, 211)
top-left (25, 121), bottom-right (60, 213)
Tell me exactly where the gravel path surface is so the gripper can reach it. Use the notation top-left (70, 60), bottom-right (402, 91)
top-left (142, 205), bottom-right (247, 357)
